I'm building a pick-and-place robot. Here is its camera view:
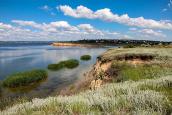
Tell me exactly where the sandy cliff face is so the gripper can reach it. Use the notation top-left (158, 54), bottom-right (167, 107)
top-left (59, 59), bottom-right (111, 95)
top-left (52, 43), bottom-right (82, 46)
top-left (51, 42), bottom-right (98, 47)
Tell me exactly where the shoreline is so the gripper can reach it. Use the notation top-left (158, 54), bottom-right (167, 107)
top-left (51, 42), bottom-right (102, 47)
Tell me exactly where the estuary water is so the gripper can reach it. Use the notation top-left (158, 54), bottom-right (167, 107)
top-left (0, 42), bottom-right (109, 98)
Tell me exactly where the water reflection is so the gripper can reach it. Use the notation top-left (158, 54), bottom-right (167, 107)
top-left (0, 45), bottom-right (108, 98)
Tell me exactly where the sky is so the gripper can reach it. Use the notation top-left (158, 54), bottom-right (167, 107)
top-left (0, 0), bottom-right (172, 41)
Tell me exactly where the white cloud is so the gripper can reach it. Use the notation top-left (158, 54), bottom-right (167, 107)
top-left (0, 20), bottom-right (169, 41)
top-left (58, 5), bottom-right (95, 19)
top-left (12, 20), bottom-right (42, 29)
top-left (0, 21), bottom-right (122, 41)
top-left (59, 5), bottom-right (172, 30)
top-left (139, 29), bottom-right (166, 38)
top-left (129, 28), bottom-right (166, 38)
top-left (77, 24), bottom-right (103, 35)
top-left (0, 23), bottom-right (12, 30)
top-left (50, 21), bottom-right (71, 28)
top-left (12, 20), bottom-right (78, 32)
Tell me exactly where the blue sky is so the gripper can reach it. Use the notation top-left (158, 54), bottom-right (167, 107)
top-left (0, 0), bottom-right (172, 41)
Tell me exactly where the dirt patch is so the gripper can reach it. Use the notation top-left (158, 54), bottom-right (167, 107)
top-left (128, 59), bottom-right (151, 65)
top-left (100, 62), bottom-right (112, 71)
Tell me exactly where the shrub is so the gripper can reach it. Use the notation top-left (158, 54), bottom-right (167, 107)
top-left (3, 70), bottom-right (47, 88)
top-left (47, 59), bottom-right (79, 70)
top-left (80, 55), bottom-right (91, 61)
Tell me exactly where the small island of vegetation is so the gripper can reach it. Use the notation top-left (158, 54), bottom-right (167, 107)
top-left (48, 59), bottom-right (79, 71)
top-left (3, 70), bottom-right (47, 88)
top-left (80, 55), bottom-right (91, 61)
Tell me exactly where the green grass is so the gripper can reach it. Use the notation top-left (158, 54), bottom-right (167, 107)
top-left (48, 59), bottom-right (79, 71)
top-left (3, 70), bottom-right (47, 88)
top-left (111, 61), bottom-right (172, 81)
top-left (80, 55), bottom-right (91, 61)
top-left (99, 48), bottom-right (172, 62)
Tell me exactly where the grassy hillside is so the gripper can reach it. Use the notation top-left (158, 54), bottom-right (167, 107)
top-left (1, 48), bottom-right (172, 115)
top-left (98, 48), bottom-right (172, 62)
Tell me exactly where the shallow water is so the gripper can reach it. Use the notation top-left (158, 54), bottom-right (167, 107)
top-left (0, 42), bottom-right (109, 98)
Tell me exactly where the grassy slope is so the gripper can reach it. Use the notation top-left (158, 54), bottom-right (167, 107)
top-left (99, 48), bottom-right (172, 62)
top-left (1, 48), bottom-right (172, 115)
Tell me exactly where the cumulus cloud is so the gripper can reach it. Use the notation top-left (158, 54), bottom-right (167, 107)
top-left (58, 5), bottom-right (95, 19)
top-left (12, 20), bottom-right (42, 29)
top-left (59, 5), bottom-right (172, 30)
top-left (0, 20), bottom-right (122, 41)
top-left (0, 23), bottom-right (13, 29)
top-left (0, 20), bottom-right (169, 41)
top-left (129, 28), bottom-right (166, 38)
top-left (139, 29), bottom-right (166, 38)
top-left (50, 21), bottom-right (79, 31)
top-left (77, 24), bottom-right (103, 35)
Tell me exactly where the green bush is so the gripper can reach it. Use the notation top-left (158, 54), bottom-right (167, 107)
top-left (80, 55), bottom-right (91, 61)
top-left (48, 59), bottom-right (79, 70)
top-left (3, 70), bottom-right (47, 88)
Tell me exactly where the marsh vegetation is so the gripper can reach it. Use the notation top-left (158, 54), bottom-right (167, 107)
top-left (3, 70), bottom-right (47, 88)
top-left (80, 55), bottom-right (91, 61)
top-left (48, 59), bottom-right (79, 71)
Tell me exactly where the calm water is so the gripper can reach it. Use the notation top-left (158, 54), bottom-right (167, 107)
top-left (0, 42), bottom-right (108, 98)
